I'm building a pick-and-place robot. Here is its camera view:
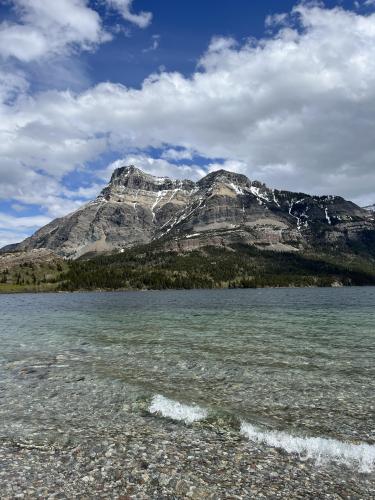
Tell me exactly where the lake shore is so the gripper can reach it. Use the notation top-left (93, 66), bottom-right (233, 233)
top-left (0, 281), bottom-right (363, 295)
top-left (1, 413), bottom-right (374, 499)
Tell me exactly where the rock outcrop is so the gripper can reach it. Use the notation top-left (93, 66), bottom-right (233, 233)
top-left (2, 165), bottom-right (374, 258)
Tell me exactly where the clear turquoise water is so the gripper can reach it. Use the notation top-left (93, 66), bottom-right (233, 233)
top-left (0, 288), bottom-right (374, 455)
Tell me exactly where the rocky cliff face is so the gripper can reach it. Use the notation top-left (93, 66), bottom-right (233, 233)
top-left (2, 165), bottom-right (375, 258)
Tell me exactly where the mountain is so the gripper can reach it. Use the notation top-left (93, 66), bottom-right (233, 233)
top-left (364, 203), bottom-right (375, 212)
top-left (2, 165), bottom-right (375, 260)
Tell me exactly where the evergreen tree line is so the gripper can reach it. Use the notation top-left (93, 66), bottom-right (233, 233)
top-left (59, 243), bottom-right (375, 291)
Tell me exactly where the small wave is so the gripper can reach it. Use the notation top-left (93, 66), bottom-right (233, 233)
top-left (149, 395), bottom-right (208, 424)
top-left (241, 422), bottom-right (375, 472)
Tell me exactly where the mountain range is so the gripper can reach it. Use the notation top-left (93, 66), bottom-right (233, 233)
top-left (2, 165), bottom-right (375, 260)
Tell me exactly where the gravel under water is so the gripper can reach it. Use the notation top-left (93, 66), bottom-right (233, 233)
top-left (0, 288), bottom-right (374, 498)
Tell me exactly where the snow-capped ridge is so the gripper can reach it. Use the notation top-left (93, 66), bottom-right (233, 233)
top-left (2, 164), bottom-right (374, 258)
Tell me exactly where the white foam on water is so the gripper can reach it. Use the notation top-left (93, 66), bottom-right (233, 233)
top-left (240, 422), bottom-right (375, 473)
top-left (149, 395), bottom-right (208, 424)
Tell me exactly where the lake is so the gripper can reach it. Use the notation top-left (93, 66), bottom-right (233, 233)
top-left (1, 288), bottom-right (375, 497)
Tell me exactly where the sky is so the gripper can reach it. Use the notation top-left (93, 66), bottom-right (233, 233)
top-left (1, 0), bottom-right (375, 247)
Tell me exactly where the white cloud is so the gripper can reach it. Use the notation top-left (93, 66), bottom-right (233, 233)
top-left (0, 229), bottom-right (33, 248)
top-left (0, 158), bottom-right (97, 222)
top-left (265, 13), bottom-right (289, 29)
top-left (64, 183), bottom-right (103, 201)
top-left (0, 213), bottom-right (52, 248)
top-left (0, 213), bottom-right (51, 230)
top-left (206, 36), bottom-right (237, 53)
top-left (11, 203), bottom-right (28, 213)
top-left (105, 0), bottom-right (152, 29)
top-left (6, 4), bottom-right (375, 199)
top-left (206, 159), bottom-right (248, 175)
top-left (161, 148), bottom-right (194, 161)
top-left (0, 0), bottom-right (112, 62)
top-left (143, 34), bottom-right (160, 53)
top-left (0, 67), bottom-right (28, 102)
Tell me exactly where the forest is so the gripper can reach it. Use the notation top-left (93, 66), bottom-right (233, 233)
top-left (59, 243), bottom-right (375, 291)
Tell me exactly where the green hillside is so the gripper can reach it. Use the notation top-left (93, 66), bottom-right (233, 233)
top-left (61, 243), bottom-right (375, 291)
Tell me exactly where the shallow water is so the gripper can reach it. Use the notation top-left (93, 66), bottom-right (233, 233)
top-left (1, 288), bottom-right (374, 470)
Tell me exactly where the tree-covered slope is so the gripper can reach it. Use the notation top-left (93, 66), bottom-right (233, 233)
top-left (60, 243), bottom-right (375, 291)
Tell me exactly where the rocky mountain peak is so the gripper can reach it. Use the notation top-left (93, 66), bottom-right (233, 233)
top-left (198, 169), bottom-right (251, 189)
top-left (107, 165), bottom-right (264, 195)
top-left (109, 164), bottom-right (142, 182)
top-left (103, 165), bottom-right (195, 199)
top-left (2, 164), bottom-right (374, 259)
top-left (109, 164), bottom-right (165, 189)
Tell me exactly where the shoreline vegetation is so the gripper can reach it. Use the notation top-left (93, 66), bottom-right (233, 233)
top-left (1, 243), bottom-right (375, 294)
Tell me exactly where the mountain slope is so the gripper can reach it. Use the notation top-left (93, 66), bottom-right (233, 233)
top-left (60, 242), bottom-right (375, 291)
top-left (2, 165), bottom-right (375, 259)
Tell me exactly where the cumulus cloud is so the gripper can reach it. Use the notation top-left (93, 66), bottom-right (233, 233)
top-left (0, 0), bottom-right (111, 62)
top-left (2, 3), bottom-right (375, 245)
top-left (5, 5), bottom-right (375, 196)
top-left (0, 0), bottom-right (152, 64)
top-left (105, 0), bottom-right (152, 29)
